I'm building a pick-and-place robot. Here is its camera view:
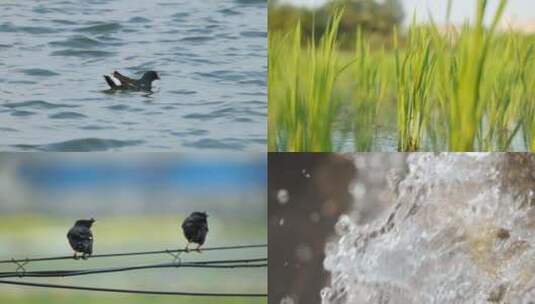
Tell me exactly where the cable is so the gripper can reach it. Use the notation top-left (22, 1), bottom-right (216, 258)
top-left (0, 257), bottom-right (267, 278)
top-left (0, 244), bottom-right (267, 264)
top-left (0, 245), bottom-right (268, 297)
top-left (0, 279), bottom-right (267, 297)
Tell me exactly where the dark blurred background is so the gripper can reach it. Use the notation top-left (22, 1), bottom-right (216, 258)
top-left (0, 153), bottom-right (267, 304)
top-left (268, 153), bottom-right (356, 304)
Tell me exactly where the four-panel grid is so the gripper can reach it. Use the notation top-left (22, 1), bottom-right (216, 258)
top-left (1, 0), bottom-right (534, 303)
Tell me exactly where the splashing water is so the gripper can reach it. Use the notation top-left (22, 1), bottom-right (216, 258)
top-left (322, 153), bottom-right (535, 304)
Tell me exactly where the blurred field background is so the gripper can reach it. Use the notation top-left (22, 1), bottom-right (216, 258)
top-left (0, 153), bottom-right (267, 304)
top-left (269, 0), bottom-right (535, 152)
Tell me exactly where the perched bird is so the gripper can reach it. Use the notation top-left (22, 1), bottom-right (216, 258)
top-left (67, 218), bottom-right (95, 260)
top-left (181, 212), bottom-right (209, 252)
top-left (103, 70), bottom-right (159, 91)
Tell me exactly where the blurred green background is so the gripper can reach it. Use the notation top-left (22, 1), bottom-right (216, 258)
top-left (269, 0), bottom-right (403, 48)
top-left (0, 153), bottom-right (267, 304)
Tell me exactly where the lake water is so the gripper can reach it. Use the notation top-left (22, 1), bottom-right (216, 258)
top-left (0, 0), bottom-right (266, 152)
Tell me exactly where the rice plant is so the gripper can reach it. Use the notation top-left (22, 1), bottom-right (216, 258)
top-left (394, 25), bottom-right (436, 151)
top-left (268, 11), bottom-right (344, 151)
top-left (351, 28), bottom-right (385, 151)
top-left (268, 0), bottom-right (535, 152)
top-left (447, 0), bottom-right (507, 151)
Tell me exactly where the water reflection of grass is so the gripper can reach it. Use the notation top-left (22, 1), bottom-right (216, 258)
top-left (269, 0), bottom-right (535, 152)
top-left (0, 214), bottom-right (266, 303)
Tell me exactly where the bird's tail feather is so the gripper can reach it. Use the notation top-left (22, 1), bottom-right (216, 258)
top-left (103, 75), bottom-right (117, 89)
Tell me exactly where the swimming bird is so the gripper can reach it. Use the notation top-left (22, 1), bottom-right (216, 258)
top-left (67, 218), bottom-right (95, 260)
top-left (181, 212), bottom-right (209, 253)
top-left (103, 70), bottom-right (159, 91)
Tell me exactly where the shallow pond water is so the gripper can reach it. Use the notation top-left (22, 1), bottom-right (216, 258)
top-left (0, 0), bottom-right (266, 152)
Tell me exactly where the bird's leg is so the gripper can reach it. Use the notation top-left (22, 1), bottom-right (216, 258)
top-left (82, 253), bottom-right (89, 260)
top-left (195, 244), bottom-right (202, 253)
top-left (73, 252), bottom-right (79, 260)
top-left (184, 243), bottom-right (190, 253)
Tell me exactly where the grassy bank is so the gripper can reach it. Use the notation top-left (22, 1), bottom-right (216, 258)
top-left (269, 0), bottom-right (535, 151)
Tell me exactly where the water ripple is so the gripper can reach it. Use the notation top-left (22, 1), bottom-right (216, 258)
top-left (3, 100), bottom-right (75, 110)
top-left (13, 138), bottom-right (144, 152)
top-left (75, 22), bottom-right (122, 33)
top-left (106, 104), bottom-right (131, 111)
top-left (50, 49), bottom-right (115, 57)
top-left (183, 138), bottom-right (246, 151)
top-left (20, 69), bottom-right (60, 77)
top-left (1, 0), bottom-right (266, 151)
top-left (49, 111), bottom-right (87, 119)
top-left (240, 30), bottom-right (266, 38)
top-left (0, 127), bottom-right (18, 132)
top-left (180, 36), bottom-right (213, 43)
top-left (168, 90), bottom-right (197, 95)
top-left (128, 16), bottom-right (151, 23)
top-left (0, 22), bottom-right (60, 34)
top-left (49, 35), bottom-right (104, 48)
top-left (10, 110), bottom-right (36, 117)
top-left (170, 129), bottom-right (208, 137)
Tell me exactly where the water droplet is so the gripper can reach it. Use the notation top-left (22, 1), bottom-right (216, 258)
top-left (335, 215), bottom-right (354, 235)
top-left (280, 295), bottom-right (295, 304)
top-left (296, 244), bottom-right (313, 262)
top-left (277, 189), bottom-right (290, 204)
top-left (325, 242), bottom-right (337, 256)
top-left (309, 212), bottom-right (321, 223)
top-left (351, 182), bottom-right (366, 199)
top-left (320, 287), bottom-right (332, 299)
top-left (279, 218), bottom-right (285, 226)
top-left (302, 169), bottom-right (311, 178)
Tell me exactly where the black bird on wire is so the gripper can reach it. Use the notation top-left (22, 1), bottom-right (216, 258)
top-left (103, 70), bottom-right (159, 91)
top-left (181, 212), bottom-right (209, 253)
top-left (67, 218), bottom-right (95, 260)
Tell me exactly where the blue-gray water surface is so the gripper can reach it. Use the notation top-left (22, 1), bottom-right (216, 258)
top-left (0, 0), bottom-right (266, 152)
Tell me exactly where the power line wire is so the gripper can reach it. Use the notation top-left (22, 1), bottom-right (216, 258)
top-left (0, 279), bottom-right (267, 297)
top-left (0, 257), bottom-right (267, 278)
top-left (0, 244), bottom-right (267, 264)
top-left (0, 244), bottom-right (267, 297)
